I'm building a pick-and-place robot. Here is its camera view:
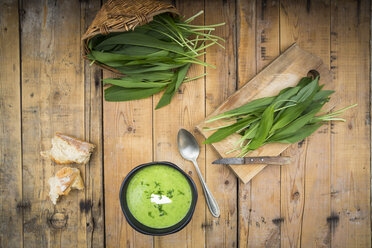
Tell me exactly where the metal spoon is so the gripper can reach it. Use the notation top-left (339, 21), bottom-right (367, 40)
top-left (177, 128), bottom-right (220, 218)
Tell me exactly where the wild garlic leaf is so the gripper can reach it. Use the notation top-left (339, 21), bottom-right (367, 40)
top-left (268, 123), bottom-right (323, 144)
top-left (116, 63), bottom-right (187, 74)
top-left (95, 32), bottom-right (187, 56)
top-left (268, 105), bottom-right (323, 142)
top-left (236, 120), bottom-right (260, 144)
top-left (103, 78), bottom-right (171, 88)
top-left (203, 117), bottom-right (256, 144)
top-left (247, 104), bottom-right (275, 150)
top-left (155, 63), bottom-right (191, 109)
top-left (204, 75), bottom-right (355, 155)
top-left (86, 13), bottom-right (225, 108)
top-left (296, 76), bottom-right (313, 88)
top-left (206, 96), bottom-right (275, 123)
top-left (271, 86), bottom-right (301, 108)
top-left (270, 78), bottom-right (319, 132)
top-left (104, 86), bottom-right (165, 102)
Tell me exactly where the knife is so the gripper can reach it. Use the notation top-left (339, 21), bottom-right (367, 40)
top-left (212, 156), bottom-right (291, 165)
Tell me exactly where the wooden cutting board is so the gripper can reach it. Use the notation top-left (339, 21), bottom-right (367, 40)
top-left (196, 44), bottom-right (333, 183)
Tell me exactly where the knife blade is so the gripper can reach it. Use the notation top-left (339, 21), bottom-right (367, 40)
top-left (212, 156), bottom-right (291, 165)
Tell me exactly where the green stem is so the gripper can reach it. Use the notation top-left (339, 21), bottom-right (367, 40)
top-left (184, 10), bottom-right (204, 23)
top-left (183, 73), bottom-right (207, 82)
top-left (179, 22), bottom-right (226, 28)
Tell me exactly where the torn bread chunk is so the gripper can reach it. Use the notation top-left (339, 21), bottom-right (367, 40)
top-left (49, 167), bottom-right (84, 205)
top-left (41, 133), bottom-right (95, 164)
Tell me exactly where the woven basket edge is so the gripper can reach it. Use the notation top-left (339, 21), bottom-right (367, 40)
top-left (81, 5), bottom-right (179, 74)
top-left (81, 8), bottom-right (179, 55)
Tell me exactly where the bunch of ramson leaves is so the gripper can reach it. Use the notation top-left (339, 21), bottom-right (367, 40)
top-left (87, 11), bottom-right (224, 109)
top-left (203, 76), bottom-right (356, 157)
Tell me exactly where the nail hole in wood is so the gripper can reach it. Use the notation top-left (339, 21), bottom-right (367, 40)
top-left (48, 212), bottom-right (68, 229)
top-left (307, 69), bottom-right (320, 80)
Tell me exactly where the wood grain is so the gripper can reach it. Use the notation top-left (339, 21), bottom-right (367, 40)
top-left (81, 1), bottom-right (105, 247)
top-left (0, 0), bottom-right (22, 247)
top-left (103, 72), bottom-right (154, 248)
top-left (0, 1), bottom-right (371, 247)
top-left (330, 0), bottom-right (371, 246)
top-left (204, 0), bottom-right (237, 247)
top-left (196, 44), bottom-right (328, 183)
top-left (100, 0), bottom-right (153, 243)
top-left (236, 0), bottom-right (256, 245)
top-left (279, 0), bottom-right (332, 247)
top-left (153, 1), bottom-right (206, 247)
top-left (238, 0), bottom-right (281, 247)
top-left (21, 0), bottom-right (88, 247)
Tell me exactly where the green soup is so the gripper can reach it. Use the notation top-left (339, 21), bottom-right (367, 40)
top-left (126, 165), bottom-right (192, 228)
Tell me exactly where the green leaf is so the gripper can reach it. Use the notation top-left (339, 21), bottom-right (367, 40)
top-left (206, 96), bottom-right (275, 123)
top-left (274, 86), bottom-right (301, 103)
top-left (94, 32), bottom-right (187, 56)
top-left (90, 50), bottom-right (165, 62)
top-left (270, 86), bottom-right (302, 109)
top-left (121, 57), bottom-right (176, 66)
top-left (84, 12), bottom-right (226, 108)
top-left (174, 64), bottom-right (191, 89)
top-left (268, 105), bottom-right (324, 142)
top-left (113, 71), bottom-right (174, 82)
top-left (235, 120), bottom-right (260, 146)
top-left (270, 78), bottom-right (319, 132)
top-left (269, 123), bottom-right (323, 144)
top-left (88, 39), bottom-right (93, 50)
top-left (104, 86), bottom-right (165, 102)
top-left (313, 90), bottom-right (335, 101)
top-left (296, 76), bottom-right (313, 88)
top-left (302, 95), bottom-right (330, 115)
top-left (242, 121), bottom-right (260, 140)
top-left (294, 77), bottom-right (320, 102)
top-left (103, 78), bottom-right (171, 88)
top-left (247, 104), bottom-right (275, 150)
top-left (89, 33), bottom-right (122, 49)
top-left (155, 78), bottom-right (177, 108)
top-left (110, 45), bottom-right (161, 56)
top-left (116, 63), bottom-right (187, 74)
top-left (204, 117), bottom-right (256, 144)
top-left (155, 63), bottom-right (191, 109)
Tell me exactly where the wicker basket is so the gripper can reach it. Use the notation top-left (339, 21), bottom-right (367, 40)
top-left (82, 0), bottom-right (179, 74)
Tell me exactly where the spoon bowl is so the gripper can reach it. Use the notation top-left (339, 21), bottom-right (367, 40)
top-left (177, 129), bottom-right (200, 161)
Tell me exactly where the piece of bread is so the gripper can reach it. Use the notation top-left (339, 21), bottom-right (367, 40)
top-left (41, 133), bottom-right (95, 164)
top-left (48, 167), bottom-right (84, 205)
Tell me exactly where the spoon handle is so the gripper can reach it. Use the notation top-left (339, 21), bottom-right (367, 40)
top-left (192, 160), bottom-right (220, 218)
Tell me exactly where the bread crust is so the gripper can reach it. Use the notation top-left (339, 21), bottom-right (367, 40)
top-left (49, 167), bottom-right (84, 204)
top-left (55, 133), bottom-right (95, 154)
top-left (41, 133), bottom-right (95, 165)
top-left (50, 157), bottom-right (75, 165)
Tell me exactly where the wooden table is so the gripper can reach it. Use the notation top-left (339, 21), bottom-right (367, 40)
top-left (1, 0), bottom-right (370, 247)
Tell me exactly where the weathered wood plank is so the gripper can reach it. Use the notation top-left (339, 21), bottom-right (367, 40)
top-left (100, 0), bottom-right (152, 244)
top-left (0, 0), bottom-right (22, 247)
top-left (21, 0), bottom-right (87, 246)
top-left (300, 64), bottom-right (334, 248)
top-left (204, 0), bottom-right (237, 247)
top-left (330, 0), bottom-right (371, 247)
top-left (2, 1), bottom-right (369, 248)
top-left (279, 1), bottom-right (332, 247)
top-left (153, 1), bottom-right (206, 247)
top-left (236, 0), bottom-right (257, 87)
top-left (103, 69), bottom-right (154, 248)
top-left (81, 1), bottom-right (105, 247)
top-left (238, 0), bottom-right (281, 247)
top-left (236, 0), bottom-right (256, 245)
